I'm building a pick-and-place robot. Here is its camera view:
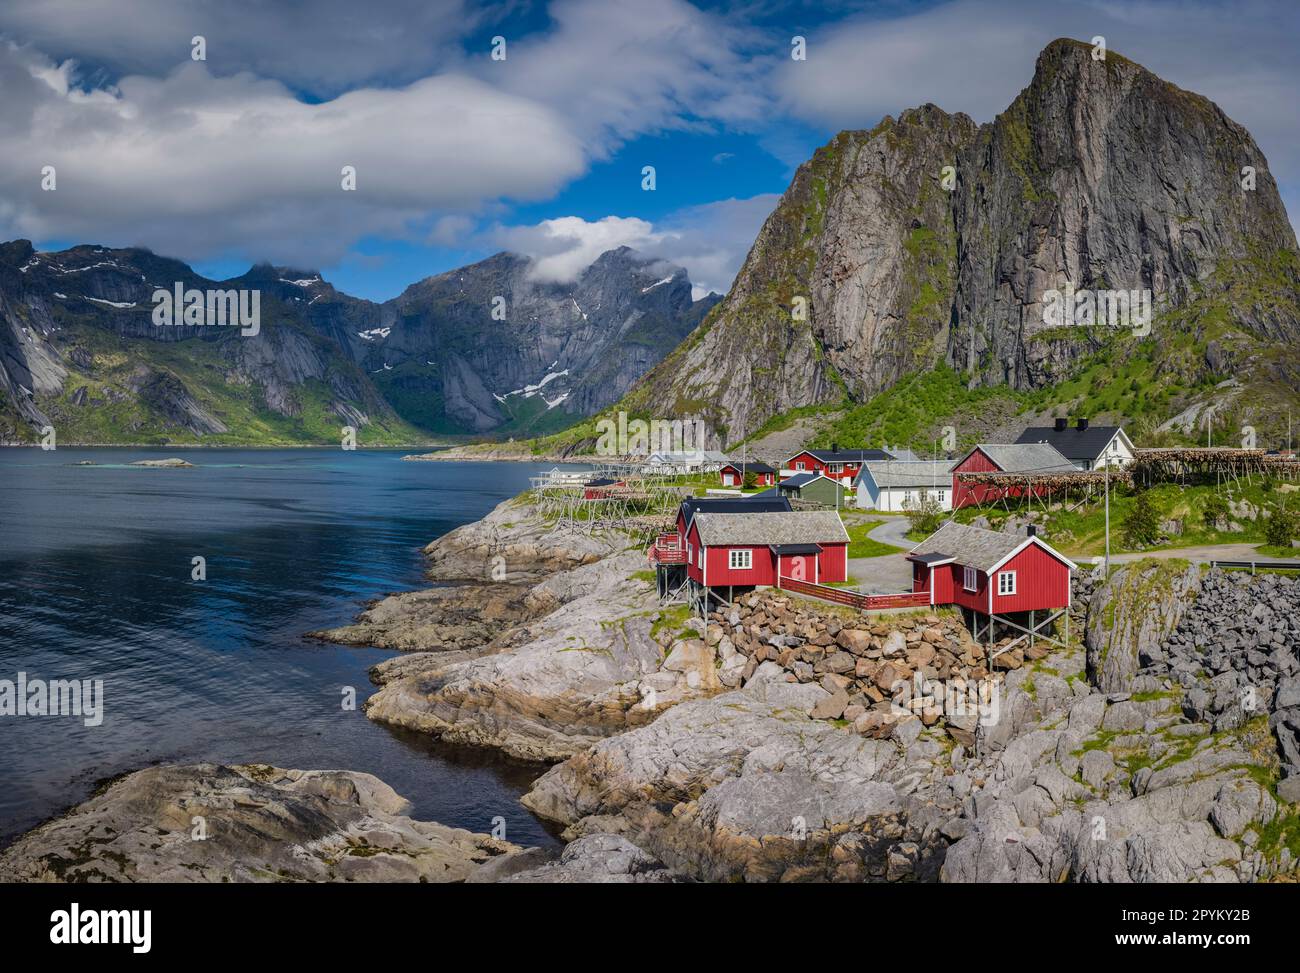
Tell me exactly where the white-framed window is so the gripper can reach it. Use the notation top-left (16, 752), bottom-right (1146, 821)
top-left (827, 463), bottom-right (842, 473)
top-left (998, 570), bottom-right (1017, 595)
top-left (937, 489), bottom-right (946, 504)
top-left (728, 549), bottom-right (752, 570)
top-left (686, 542), bottom-right (693, 563)
top-left (963, 565), bottom-right (978, 592)
top-left (697, 547), bottom-right (703, 569)
top-left (795, 461), bottom-right (806, 470)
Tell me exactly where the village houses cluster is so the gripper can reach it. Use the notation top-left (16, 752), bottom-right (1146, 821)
top-left (644, 418), bottom-right (1134, 655)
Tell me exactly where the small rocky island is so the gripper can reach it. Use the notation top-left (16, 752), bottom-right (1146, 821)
top-left (129, 457), bottom-right (195, 468)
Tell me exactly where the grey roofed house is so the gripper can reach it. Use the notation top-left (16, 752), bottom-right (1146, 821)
top-left (961, 442), bottom-right (1076, 474)
top-left (1014, 421), bottom-right (1134, 466)
top-left (691, 510), bottom-right (850, 547)
top-left (908, 521), bottom-right (1076, 573)
top-left (857, 459), bottom-right (955, 488)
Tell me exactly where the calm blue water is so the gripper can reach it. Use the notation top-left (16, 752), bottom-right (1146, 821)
top-left (0, 448), bottom-right (575, 849)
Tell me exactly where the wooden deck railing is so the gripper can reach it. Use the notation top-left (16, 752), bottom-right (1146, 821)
top-left (777, 576), bottom-right (929, 611)
top-left (647, 533), bottom-right (686, 564)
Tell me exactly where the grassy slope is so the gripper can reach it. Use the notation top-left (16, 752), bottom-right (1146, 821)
top-left (32, 322), bottom-right (431, 446)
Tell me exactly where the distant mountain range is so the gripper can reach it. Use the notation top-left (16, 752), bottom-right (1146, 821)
top-left (0, 241), bottom-right (718, 444)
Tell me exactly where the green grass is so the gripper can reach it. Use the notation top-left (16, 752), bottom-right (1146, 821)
top-left (845, 520), bottom-right (908, 558)
top-left (952, 480), bottom-right (1295, 557)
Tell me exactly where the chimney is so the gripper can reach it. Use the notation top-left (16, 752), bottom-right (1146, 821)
top-left (1054, 417), bottom-right (1068, 432)
top-left (831, 441), bottom-right (839, 453)
top-left (1026, 525), bottom-right (1037, 537)
top-left (1077, 417), bottom-right (1089, 431)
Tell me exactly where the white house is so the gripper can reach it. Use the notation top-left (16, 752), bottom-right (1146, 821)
top-left (854, 459), bottom-right (956, 512)
top-left (1013, 418), bottom-right (1135, 471)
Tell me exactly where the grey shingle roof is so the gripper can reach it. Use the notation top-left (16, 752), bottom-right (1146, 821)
top-left (967, 443), bottom-right (1076, 473)
top-left (693, 510), bottom-right (850, 547)
top-left (857, 459), bottom-right (955, 488)
top-left (907, 521), bottom-right (1026, 573)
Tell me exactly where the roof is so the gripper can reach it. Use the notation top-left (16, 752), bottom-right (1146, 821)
top-left (770, 543), bottom-right (823, 556)
top-left (907, 521), bottom-right (1076, 574)
top-left (679, 495), bottom-right (791, 527)
top-left (721, 460), bottom-right (775, 474)
top-left (856, 459), bottom-right (955, 488)
top-left (791, 448), bottom-right (893, 464)
top-left (960, 443), bottom-right (1076, 474)
top-left (910, 552), bottom-right (955, 566)
top-left (779, 472), bottom-right (819, 489)
top-left (584, 478), bottom-right (619, 487)
top-left (1014, 425), bottom-right (1130, 462)
top-left (693, 510), bottom-right (850, 547)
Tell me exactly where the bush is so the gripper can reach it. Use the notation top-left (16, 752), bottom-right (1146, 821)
top-left (903, 491), bottom-right (944, 536)
top-left (1266, 504), bottom-right (1297, 549)
top-left (1122, 489), bottom-right (1161, 548)
top-left (1202, 492), bottom-right (1229, 530)
top-left (742, 470), bottom-right (757, 490)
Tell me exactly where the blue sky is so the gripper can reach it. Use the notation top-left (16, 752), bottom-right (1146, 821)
top-left (1, 0), bottom-right (1297, 301)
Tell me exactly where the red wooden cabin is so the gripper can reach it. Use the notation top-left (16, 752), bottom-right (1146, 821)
top-left (906, 521), bottom-right (1076, 654)
top-left (949, 443), bottom-right (1076, 509)
top-left (684, 510), bottom-right (849, 591)
top-left (719, 461), bottom-right (776, 487)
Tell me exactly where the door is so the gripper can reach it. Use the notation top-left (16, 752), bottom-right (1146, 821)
top-left (722, 472), bottom-right (734, 486)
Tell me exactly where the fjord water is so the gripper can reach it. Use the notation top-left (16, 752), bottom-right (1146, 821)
top-left (0, 448), bottom-right (567, 848)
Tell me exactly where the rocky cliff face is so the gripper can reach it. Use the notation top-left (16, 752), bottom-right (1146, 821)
top-left (305, 246), bottom-right (715, 434)
top-left (0, 241), bottom-right (714, 443)
top-left (622, 38), bottom-right (1300, 446)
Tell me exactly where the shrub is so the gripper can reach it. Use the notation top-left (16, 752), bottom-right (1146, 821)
top-left (1202, 492), bottom-right (1229, 530)
top-left (1266, 503), bottom-right (1297, 549)
top-left (1122, 489), bottom-right (1161, 548)
top-left (903, 491), bottom-right (944, 536)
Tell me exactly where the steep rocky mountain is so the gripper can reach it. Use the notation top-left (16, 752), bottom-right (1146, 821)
top-left (621, 38), bottom-right (1300, 448)
top-left (0, 241), bottom-right (715, 444)
top-left (302, 247), bottom-right (717, 435)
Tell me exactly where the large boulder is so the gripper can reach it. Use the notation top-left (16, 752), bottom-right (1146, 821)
top-left (0, 764), bottom-right (521, 883)
top-left (1086, 560), bottom-right (1201, 692)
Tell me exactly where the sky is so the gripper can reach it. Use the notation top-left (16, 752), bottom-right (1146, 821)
top-left (0, 0), bottom-right (1297, 301)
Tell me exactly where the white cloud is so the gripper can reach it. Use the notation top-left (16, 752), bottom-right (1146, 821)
top-left (0, 0), bottom-right (479, 95)
top-left (495, 216), bottom-right (660, 282)
top-left (0, 42), bottom-right (587, 267)
top-left (478, 0), bottom-right (770, 153)
top-left (491, 194), bottom-right (778, 294)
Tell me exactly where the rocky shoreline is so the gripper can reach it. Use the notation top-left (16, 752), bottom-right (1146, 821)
top-left (8, 497), bottom-right (1299, 883)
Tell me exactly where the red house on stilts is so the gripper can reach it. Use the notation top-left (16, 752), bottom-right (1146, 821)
top-left (906, 521), bottom-right (1076, 659)
top-left (679, 510), bottom-right (849, 614)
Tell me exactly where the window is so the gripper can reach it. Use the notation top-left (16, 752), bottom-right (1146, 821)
top-left (827, 463), bottom-right (842, 473)
top-left (963, 565), bottom-right (978, 592)
top-left (937, 489), bottom-right (946, 504)
top-left (998, 571), bottom-right (1017, 596)
top-left (686, 542), bottom-right (692, 563)
top-left (795, 461), bottom-right (806, 471)
top-left (729, 549), bottom-right (752, 570)
top-left (697, 547), bottom-right (703, 569)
